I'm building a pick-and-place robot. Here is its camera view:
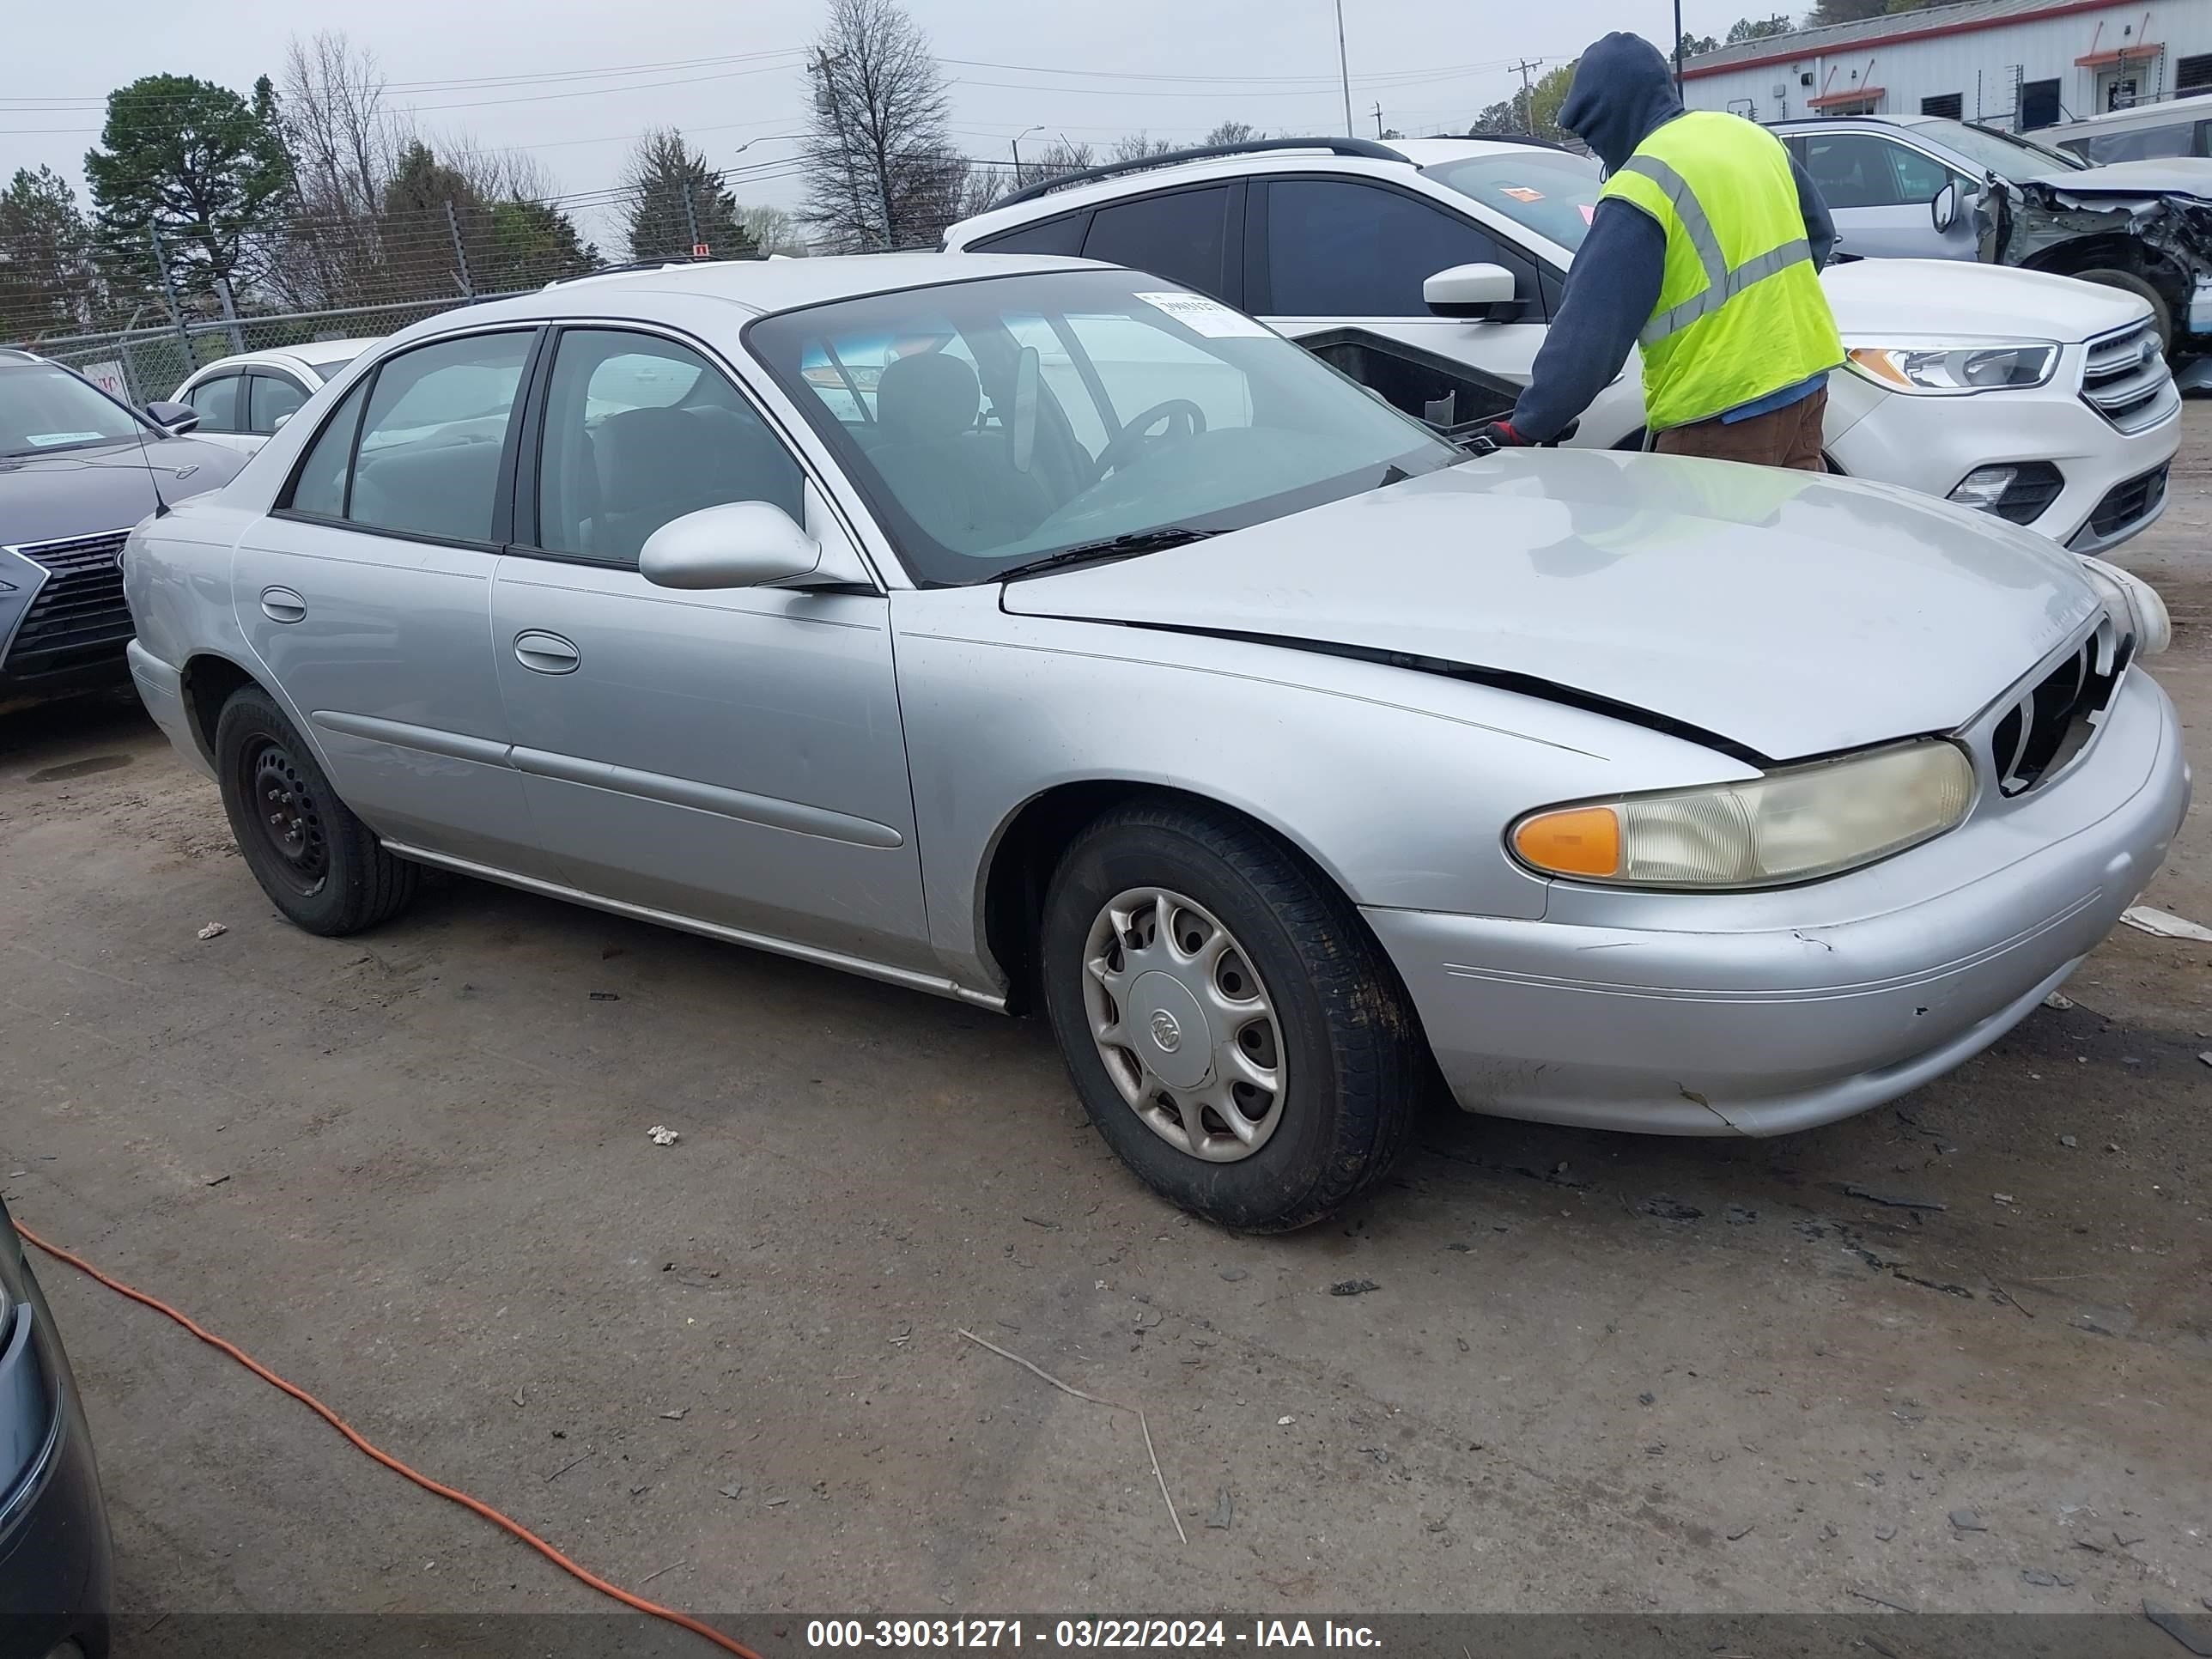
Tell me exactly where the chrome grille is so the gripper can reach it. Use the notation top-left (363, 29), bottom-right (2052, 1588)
top-left (3, 528), bottom-right (132, 678)
top-left (2079, 319), bottom-right (2177, 434)
top-left (1987, 625), bottom-right (2129, 798)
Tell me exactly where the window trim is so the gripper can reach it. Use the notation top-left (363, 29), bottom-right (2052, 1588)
top-left (1245, 173), bottom-right (1542, 320)
top-left (505, 317), bottom-right (884, 591)
top-left (969, 207), bottom-right (1094, 257)
top-left (1077, 179), bottom-right (1247, 308)
top-left (244, 368), bottom-right (311, 436)
top-left (270, 324), bottom-right (546, 554)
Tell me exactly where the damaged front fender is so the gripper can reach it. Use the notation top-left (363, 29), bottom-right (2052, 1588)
top-left (1990, 178), bottom-right (2212, 340)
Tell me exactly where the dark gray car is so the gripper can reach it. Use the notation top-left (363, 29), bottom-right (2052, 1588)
top-left (2, 349), bottom-right (244, 702)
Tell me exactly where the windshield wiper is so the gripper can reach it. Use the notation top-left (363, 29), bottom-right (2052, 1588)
top-left (995, 526), bottom-right (1220, 582)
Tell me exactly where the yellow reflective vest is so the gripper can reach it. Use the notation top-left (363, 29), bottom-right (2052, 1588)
top-left (1599, 111), bottom-right (1844, 431)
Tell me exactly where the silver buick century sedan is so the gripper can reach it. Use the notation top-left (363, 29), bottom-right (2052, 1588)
top-left (123, 254), bottom-right (2191, 1231)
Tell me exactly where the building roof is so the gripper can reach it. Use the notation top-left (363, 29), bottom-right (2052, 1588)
top-left (1682, 0), bottom-right (2128, 79)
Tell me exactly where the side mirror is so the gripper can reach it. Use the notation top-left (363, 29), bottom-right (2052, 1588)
top-left (639, 501), bottom-right (822, 591)
top-left (145, 400), bottom-right (199, 434)
top-left (1424, 262), bottom-right (1520, 320)
top-left (1930, 181), bottom-right (1960, 233)
top-left (272, 411), bottom-right (294, 431)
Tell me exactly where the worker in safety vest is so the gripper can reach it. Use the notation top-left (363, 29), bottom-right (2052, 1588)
top-left (1476, 33), bottom-right (1843, 471)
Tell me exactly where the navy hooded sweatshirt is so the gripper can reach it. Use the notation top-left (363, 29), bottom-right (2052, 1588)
top-left (1506, 33), bottom-right (1838, 442)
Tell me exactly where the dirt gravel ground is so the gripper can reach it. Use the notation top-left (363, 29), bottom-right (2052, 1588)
top-left (2, 409), bottom-right (2207, 1638)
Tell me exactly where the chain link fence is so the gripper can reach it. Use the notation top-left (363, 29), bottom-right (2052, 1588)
top-left (18, 294), bottom-right (534, 405)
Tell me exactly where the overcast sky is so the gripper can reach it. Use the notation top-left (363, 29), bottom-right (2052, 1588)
top-left (2, 0), bottom-right (1747, 243)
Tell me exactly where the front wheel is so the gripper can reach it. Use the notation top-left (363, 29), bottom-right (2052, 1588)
top-left (214, 685), bottom-right (418, 936)
top-left (2074, 268), bottom-right (2173, 356)
top-left (1040, 800), bottom-right (1423, 1231)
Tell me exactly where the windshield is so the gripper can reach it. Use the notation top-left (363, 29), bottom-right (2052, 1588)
top-left (0, 362), bottom-right (153, 458)
top-left (1425, 150), bottom-right (1603, 253)
top-left (749, 269), bottom-right (1456, 586)
top-left (1917, 118), bottom-right (2087, 178)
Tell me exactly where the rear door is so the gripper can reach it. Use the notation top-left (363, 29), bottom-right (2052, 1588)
top-left (489, 324), bottom-right (931, 969)
top-left (243, 368), bottom-right (313, 449)
top-left (1249, 174), bottom-right (1543, 432)
top-left (234, 327), bottom-right (551, 875)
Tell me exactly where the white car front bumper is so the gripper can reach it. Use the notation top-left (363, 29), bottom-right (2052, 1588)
top-left (1823, 334), bottom-right (2180, 555)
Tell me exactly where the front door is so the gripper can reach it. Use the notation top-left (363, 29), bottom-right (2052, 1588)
top-left (489, 325), bottom-right (930, 970)
top-left (233, 326), bottom-right (550, 875)
top-left (1790, 131), bottom-right (1976, 260)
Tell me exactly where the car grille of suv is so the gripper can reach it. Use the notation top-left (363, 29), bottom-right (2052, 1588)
top-left (3, 529), bottom-right (132, 679)
top-left (2080, 319), bottom-right (2177, 434)
top-left (2077, 462), bottom-right (2170, 546)
top-left (1988, 627), bottom-right (2129, 799)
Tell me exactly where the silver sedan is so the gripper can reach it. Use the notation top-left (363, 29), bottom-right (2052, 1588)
top-left (122, 255), bottom-right (2191, 1231)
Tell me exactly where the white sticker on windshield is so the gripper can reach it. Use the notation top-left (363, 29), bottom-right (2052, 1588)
top-left (1133, 291), bottom-right (1273, 338)
top-left (25, 431), bottom-right (105, 447)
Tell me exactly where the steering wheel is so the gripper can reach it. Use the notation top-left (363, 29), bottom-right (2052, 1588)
top-left (1089, 398), bottom-right (1206, 484)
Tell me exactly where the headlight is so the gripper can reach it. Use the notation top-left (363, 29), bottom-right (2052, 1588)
top-left (1846, 343), bottom-right (2059, 394)
top-left (2077, 555), bottom-right (2171, 657)
top-left (1510, 740), bottom-right (1975, 890)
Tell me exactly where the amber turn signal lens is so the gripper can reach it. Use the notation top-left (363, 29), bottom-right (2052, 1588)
top-left (1513, 806), bottom-right (1621, 878)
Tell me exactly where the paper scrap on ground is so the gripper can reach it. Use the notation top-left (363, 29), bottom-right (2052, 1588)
top-left (1133, 291), bottom-right (1272, 338)
top-left (196, 922), bottom-right (227, 940)
top-left (647, 1124), bottom-right (679, 1146)
top-left (2120, 906), bottom-right (2212, 943)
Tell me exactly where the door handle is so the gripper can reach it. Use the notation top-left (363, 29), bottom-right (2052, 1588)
top-left (260, 586), bottom-right (307, 624)
top-left (514, 630), bottom-right (580, 674)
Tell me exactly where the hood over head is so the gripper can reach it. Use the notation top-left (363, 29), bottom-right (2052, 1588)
top-left (1559, 32), bottom-right (1684, 173)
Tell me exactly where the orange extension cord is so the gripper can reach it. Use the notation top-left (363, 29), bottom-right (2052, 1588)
top-left (15, 1221), bottom-right (763, 1659)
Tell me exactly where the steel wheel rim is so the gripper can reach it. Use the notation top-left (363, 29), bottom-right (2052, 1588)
top-left (1080, 886), bottom-right (1285, 1163)
top-left (242, 740), bottom-right (328, 896)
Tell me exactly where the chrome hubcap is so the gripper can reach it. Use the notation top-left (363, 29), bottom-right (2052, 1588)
top-left (1081, 887), bottom-right (1285, 1163)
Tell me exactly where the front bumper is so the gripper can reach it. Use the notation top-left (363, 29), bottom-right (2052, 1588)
top-left (1824, 355), bottom-right (2180, 552)
top-left (1369, 670), bottom-right (2190, 1137)
top-left (0, 1257), bottom-right (113, 1659)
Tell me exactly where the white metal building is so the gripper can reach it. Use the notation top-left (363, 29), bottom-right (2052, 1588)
top-left (1679, 0), bottom-right (2212, 131)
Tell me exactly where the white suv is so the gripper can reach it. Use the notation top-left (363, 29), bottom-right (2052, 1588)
top-left (946, 136), bottom-right (2179, 553)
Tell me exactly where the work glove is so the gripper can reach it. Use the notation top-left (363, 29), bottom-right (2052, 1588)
top-left (1471, 420), bottom-right (1532, 448)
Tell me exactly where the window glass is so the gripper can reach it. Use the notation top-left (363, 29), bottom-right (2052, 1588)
top-left (1266, 179), bottom-right (1514, 315)
top-left (1798, 134), bottom-right (1914, 207)
top-left (1886, 143), bottom-right (1954, 202)
top-left (248, 373), bottom-right (307, 434)
top-left (1425, 150), bottom-right (1602, 253)
top-left (186, 374), bottom-right (242, 431)
top-left (345, 331), bottom-right (532, 543)
top-left (1081, 188), bottom-right (1231, 297)
top-left (975, 215), bottom-right (1088, 256)
top-left (287, 378), bottom-right (370, 519)
top-left (752, 267), bottom-right (1454, 585)
top-left (534, 330), bottom-right (803, 563)
top-left (2071, 122), bottom-right (2199, 162)
top-left (0, 362), bottom-right (147, 457)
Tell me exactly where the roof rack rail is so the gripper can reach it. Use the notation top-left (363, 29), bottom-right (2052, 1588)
top-left (994, 136), bottom-right (1407, 210)
top-left (1460, 131), bottom-right (1572, 152)
top-left (540, 255), bottom-right (732, 289)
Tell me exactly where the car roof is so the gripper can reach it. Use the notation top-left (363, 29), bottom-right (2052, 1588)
top-left (184, 338), bottom-right (382, 379)
top-left (945, 137), bottom-right (1577, 244)
top-left (2048, 100), bottom-right (2211, 133)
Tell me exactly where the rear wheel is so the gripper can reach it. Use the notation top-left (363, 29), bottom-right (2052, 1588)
top-left (214, 685), bottom-right (417, 935)
top-left (1040, 800), bottom-right (1422, 1231)
top-left (2074, 268), bottom-right (2173, 355)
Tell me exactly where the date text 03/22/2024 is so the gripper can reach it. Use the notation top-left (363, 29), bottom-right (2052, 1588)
top-left (804, 1620), bottom-right (1382, 1650)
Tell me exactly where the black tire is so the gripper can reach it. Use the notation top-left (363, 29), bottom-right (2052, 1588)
top-left (213, 684), bottom-right (417, 936)
top-left (2074, 268), bottom-right (2173, 356)
top-left (1039, 799), bottom-right (1422, 1232)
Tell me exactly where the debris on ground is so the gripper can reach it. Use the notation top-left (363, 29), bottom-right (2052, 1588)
top-left (1845, 1184), bottom-right (1948, 1211)
top-left (2143, 1599), bottom-right (2212, 1656)
top-left (1206, 1487), bottom-right (1234, 1530)
top-left (2060, 1135), bottom-right (2078, 1148)
top-left (2043, 990), bottom-right (2075, 1010)
top-left (1724, 1205), bottom-right (1758, 1224)
top-left (1277, 1415), bottom-right (1294, 1425)
top-left (195, 922), bottom-right (227, 940)
top-left (2120, 906), bottom-right (2212, 943)
top-left (658, 1408), bottom-right (688, 1420)
top-left (1949, 1509), bottom-right (1988, 1531)
top-left (1638, 1195), bottom-right (1703, 1221)
top-left (1218, 1267), bottom-right (1248, 1281)
top-left (1726, 1522), bottom-right (1754, 1540)
top-left (1328, 1279), bottom-right (1381, 1297)
top-left (646, 1125), bottom-right (679, 1146)
top-left (1875, 1523), bottom-right (1897, 1541)
top-left (2021, 1567), bottom-right (2075, 1588)
top-left (718, 1484), bottom-right (744, 1500)
top-left (589, 991), bottom-right (622, 1001)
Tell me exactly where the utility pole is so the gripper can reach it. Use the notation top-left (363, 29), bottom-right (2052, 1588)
top-left (1333, 0), bottom-right (1354, 138)
top-left (1509, 58), bottom-right (1546, 135)
top-left (1673, 0), bottom-right (1686, 94)
top-left (1372, 101), bottom-right (1384, 137)
top-left (812, 47), bottom-right (892, 252)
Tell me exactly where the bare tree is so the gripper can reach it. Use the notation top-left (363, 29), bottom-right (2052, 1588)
top-left (1014, 138), bottom-right (1095, 191)
top-left (1109, 133), bottom-right (1181, 162)
top-left (269, 31), bottom-right (404, 306)
top-left (738, 204), bottom-right (811, 256)
top-left (801, 0), bottom-right (959, 251)
top-left (1203, 121), bottom-right (1265, 147)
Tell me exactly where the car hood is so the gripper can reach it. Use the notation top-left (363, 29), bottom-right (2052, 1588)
top-left (1821, 256), bottom-right (2148, 342)
top-left (1000, 452), bottom-right (2099, 762)
top-left (2033, 157), bottom-right (2212, 198)
top-left (0, 434), bottom-right (242, 547)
